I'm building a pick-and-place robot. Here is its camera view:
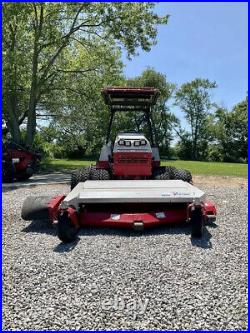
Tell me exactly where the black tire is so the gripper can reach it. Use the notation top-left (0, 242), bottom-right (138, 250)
top-left (90, 167), bottom-right (110, 180)
top-left (178, 168), bottom-right (192, 183)
top-left (57, 211), bottom-right (79, 243)
top-left (16, 172), bottom-right (33, 181)
top-left (190, 206), bottom-right (204, 238)
top-left (21, 196), bottom-right (51, 220)
top-left (153, 166), bottom-right (171, 180)
top-left (71, 166), bottom-right (91, 190)
top-left (2, 161), bottom-right (15, 183)
top-left (171, 167), bottom-right (193, 183)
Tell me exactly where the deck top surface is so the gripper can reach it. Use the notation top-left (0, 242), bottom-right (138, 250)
top-left (63, 180), bottom-right (205, 206)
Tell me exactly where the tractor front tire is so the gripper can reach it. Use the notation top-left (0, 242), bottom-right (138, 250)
top-left (57, 211), bottom-right (79, 243)
top-left (190, 206), bottom-right (204, 238)
top-left (90, 168), bottom-right (110, 181)
top-left (71, 166), bottom-right (91, 190)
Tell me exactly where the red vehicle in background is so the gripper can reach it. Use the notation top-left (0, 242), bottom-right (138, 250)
top-left (2, 141), bottom-right (41, 182)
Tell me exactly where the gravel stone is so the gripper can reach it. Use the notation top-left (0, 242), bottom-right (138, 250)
top-left (2, 180), bottom-right (247, 330)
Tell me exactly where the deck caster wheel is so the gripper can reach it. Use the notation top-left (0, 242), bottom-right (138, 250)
top-left (57, 211), bottom-right (79, 243)
top-left (190, 205), bottom-right (204, 238)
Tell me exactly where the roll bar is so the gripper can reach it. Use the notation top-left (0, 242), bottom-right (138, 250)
top-left (102, 87), bottom-right (160, 144)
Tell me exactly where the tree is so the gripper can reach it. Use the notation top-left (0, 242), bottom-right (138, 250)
top-left (122, 68), bottom-right (177, 156)
top-left (36, 41), bottom-right (125, 157)
top-left (2, 3), bottom-right (31, 143)
top-left (175, 78), bottom-right (217, 160)
top-left (211, 97), bottom-right (248, 162)
top-left (3, 2), bottom-right (168, 145)
top-left (38, 67), bottom-right (177, 158)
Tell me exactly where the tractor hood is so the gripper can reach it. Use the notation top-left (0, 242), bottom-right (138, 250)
top-left (114, 133), bottom-right (152, 152)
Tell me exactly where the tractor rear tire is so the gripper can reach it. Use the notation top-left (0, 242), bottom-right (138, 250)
top-left (57, 211), bottom-right (79, 243)
top-left (171, 167), bottom-right (193, 183)
top-left (190, 206), bottom-right (204, 238)
top-left (90, 167), bottom-right (110, 181)
top-left (71, 166), bottom-right (91, 190)
top-left (153, 167), bottom-right (172, 180)
top-left (153, 166), bottom-right (192, 183)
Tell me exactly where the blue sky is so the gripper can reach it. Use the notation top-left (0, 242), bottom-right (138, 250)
top-left (122, 2), bottom-right (248, 127)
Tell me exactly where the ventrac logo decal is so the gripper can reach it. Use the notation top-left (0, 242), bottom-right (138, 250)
top-left (173, 191), bottom-right (190, 196)
top-left (161, 192), bottom-right (191, 196)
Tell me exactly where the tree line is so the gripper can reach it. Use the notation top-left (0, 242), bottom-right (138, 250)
top-left (2, 3), bottom-right (247, 163)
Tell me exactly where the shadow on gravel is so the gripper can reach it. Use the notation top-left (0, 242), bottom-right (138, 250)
top-left (53, 237), bottom-right (80, 253)
top-left (51, 224), bottom-right (193, 252)
top-left (191, 227), bottom-right (213, 249)
top-left (2, 179), bottom-right (42, 192)
top-left (78, 223), bottom-right (214, 249)
top-left (77, 222), bottom-right (191, 238)
top-left (2, 171), bottom-right (71, 192)
top-left (2, 185), bottom-right (23, 193)
top-left (2, 182), bottom-right (41, 193)
top-left (22, 220), bottom-right (215, 251)
top-left (206, 221), bottom-right (218, 229)
top-left (22, 220), bottom-right (56, 235)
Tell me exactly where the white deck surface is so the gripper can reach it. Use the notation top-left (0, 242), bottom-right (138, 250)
top-left (62, 180), bottom-right (205, 208)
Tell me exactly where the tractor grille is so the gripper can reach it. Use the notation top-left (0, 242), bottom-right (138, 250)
top-left (117, 157), bottom-right (149, 164)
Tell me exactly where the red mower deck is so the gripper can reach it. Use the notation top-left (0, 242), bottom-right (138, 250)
top-left (21, 180), bottom-right (216, 242)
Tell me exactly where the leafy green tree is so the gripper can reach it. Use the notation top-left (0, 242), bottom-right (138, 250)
top-left (3, 2), bottom-right (168, 145)
top-left (212, 98), bottom-right (248, 162)
top-left (39, 45), bottom-right (125, 157)
top-left (118, 68), bottom-right (177, 156)
top-left (2, 3), bottom-right (31, 143)
top-left (175, 78), bottom-right (217, 160)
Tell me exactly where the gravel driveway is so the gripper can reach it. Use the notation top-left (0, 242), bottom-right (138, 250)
top-left (2, 177), bottom-right (248, 330)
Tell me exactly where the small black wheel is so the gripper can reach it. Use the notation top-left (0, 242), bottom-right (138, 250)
top-left (90, 168), bottom-right (110, 180)
top-left (71, 166), bottom-right (91, 190)
top-left (57, 211), bottom-right (79, 243)
top-left (190, 206), bottom-right (204, 238)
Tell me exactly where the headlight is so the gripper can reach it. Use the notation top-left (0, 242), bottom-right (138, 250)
top-left (118, 139), bottom-right (133, 147)
top-left (134, 141), bottom-right (140, 147)
top-left (118, 139), bottom-right (125, 146)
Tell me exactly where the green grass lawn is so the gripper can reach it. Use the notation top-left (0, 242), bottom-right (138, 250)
top-left (161, 160), bottom-right (247, 178)
top-left (42, 158), bottom-right (248, 178)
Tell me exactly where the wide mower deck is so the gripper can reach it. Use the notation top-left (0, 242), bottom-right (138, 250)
top-left (22, 180), bottom-right (216, 243)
